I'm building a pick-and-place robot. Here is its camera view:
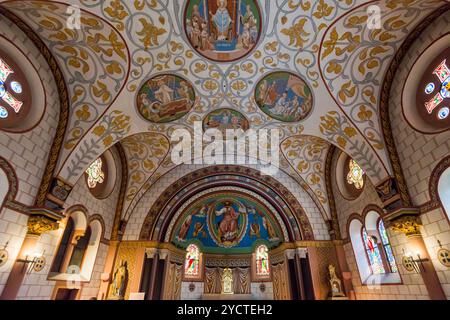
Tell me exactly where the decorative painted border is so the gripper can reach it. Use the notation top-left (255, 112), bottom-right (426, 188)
top-left (139, 165), bottom-right (314, 241)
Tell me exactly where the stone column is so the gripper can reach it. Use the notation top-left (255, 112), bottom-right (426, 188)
top-left (294, 248), bottom-right (306, 300)
top-left (1, 211), bottom-right (60, 300)
top-left (145, 248), bottom-right (159, 300)
top-left (389, 210), bottom-right (446, 300)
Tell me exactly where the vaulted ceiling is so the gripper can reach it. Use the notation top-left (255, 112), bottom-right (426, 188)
top-left (0, 0), bottom-right (446, 223)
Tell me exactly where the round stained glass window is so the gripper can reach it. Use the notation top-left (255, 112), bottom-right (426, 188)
top-left (438, 107), bottom-right (449, 120)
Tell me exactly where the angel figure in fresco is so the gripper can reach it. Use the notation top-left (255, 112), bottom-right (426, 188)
top-left (210, 0), bottom-right (233, 41)
top-left (177, 214), bottom-right (193, 241)
top-left (263, 216), bottom-right (278, 241)
top-left (215, 201), bottom-right (246, 242)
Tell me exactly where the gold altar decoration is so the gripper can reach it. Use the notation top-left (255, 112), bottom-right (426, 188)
top-left (221, 268), bottom-right (234, 295)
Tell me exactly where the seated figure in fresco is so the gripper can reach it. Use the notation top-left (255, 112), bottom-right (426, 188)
top-left (216, 201), bottom-right (243, 242)
top-left (210, 0), bottom-right (233, 41)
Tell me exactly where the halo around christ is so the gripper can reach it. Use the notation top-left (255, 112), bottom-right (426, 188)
top-left (184, 0), bottom-right (262, 63)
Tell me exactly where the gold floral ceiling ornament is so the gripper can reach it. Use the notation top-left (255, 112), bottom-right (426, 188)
top-left (86, 158), bottom-right (105, 189)
top-left (347, 159), bottom-right (364, 190)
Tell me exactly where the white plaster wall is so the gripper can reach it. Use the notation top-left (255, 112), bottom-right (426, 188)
top-left (124, 164), bottom-right (330, 241)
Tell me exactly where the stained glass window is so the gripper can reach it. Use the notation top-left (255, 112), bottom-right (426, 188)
top-left (347, 159), bottom-right (365, 190)
top-left (256, 245), bottom-right (270, 277)
top-left (378, 220), bottom-right (398, 273)
top-left (86, 158), bottom-right (105, 189)
top-left (184, 244), bottom-right (200, 277)
top-left (424, 59), bottom-right (450, 117)
top-left (362, 228), bottom-right (385, 274)
top-left (0, 57), bottom-right (23, 115)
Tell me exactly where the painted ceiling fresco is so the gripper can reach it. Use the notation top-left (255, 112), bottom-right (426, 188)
top-left (0, 0), bottom-right (447, 225)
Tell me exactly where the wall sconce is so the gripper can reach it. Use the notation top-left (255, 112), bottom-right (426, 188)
top-left (17, 250), bottom-right (46, 274)
top-left (402, 248), bottom-right (429, 273)
top-left (436, 240), bottom-right (450, 268)
top-left (0, 241), bottom-right (9, 267)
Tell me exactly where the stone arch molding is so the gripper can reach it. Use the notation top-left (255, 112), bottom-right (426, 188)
top-left (138, 165), bottom-right (318, 242)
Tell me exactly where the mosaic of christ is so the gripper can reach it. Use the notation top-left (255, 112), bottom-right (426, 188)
top-left (185, 0), bottom-right (261, 62)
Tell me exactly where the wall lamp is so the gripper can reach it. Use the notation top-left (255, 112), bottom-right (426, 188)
top-left (402, 249), bottom-right (429, 273)
top-left (17, 250), bottom-right (46, 274)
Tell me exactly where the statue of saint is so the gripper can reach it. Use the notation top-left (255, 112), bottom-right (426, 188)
top-left (328, 264), bottom-right (345, 298)
top-left (111, 260), bottom-right (129, 300)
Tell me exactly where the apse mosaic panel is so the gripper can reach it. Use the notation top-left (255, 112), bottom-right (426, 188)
top-left (172, 192), bottom-right (282, 254)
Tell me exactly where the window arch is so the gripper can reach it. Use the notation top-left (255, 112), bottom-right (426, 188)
top-left (349, 211), bottom-right (401, 284)
top-left (378, 219), bottom-right (398, 273)
top-left (437, 166), bottom-right (450, 221)
top-left (362, 227), bottom-right (385, 274)
top-left (255, 245), bottom-right (270, 277)
top-left (50, 210), bottom-right (103, 281)
top-left (184, 244), bottom-right (201, 278)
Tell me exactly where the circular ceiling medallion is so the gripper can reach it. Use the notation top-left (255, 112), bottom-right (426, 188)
top-left (203, 108), bottom-right (250, 133)
top-left (137, 74), bottom-right (196, 123)
top-left (0, 249), bottom-right (8, 267)
top-left (255, 71), bottom-right (313, 122)
top-left (184, 0), bottom-right (262, 63)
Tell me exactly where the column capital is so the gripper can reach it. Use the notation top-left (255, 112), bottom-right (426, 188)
top-left (26, 207), bottom-right (64, 236)
top-left (386, 207), bottom-right (422, 236)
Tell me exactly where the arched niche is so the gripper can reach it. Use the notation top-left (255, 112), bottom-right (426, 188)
top-left (335, 150), bottom-right (366, 200)
top-left (84, 149), bottom-right (117, 200)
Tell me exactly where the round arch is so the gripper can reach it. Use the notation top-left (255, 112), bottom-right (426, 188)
top-left (139, 165), bottom-right (315, 242)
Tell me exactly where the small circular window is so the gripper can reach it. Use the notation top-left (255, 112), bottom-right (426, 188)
top-left (336, 152), bottom-right (366, 200)
top-left (403, 35), bottom-right (450, 134)
top-left (84, 150), bottom-right (117, 199)
top-left (0, 47), bottom-right (31, 131)
top-left (415, 47), bottom-right (450, 130)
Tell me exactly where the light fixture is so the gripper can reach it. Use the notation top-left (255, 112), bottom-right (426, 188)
top-left (0, 241), bottom-right (9, 267)
top-left (17, 250), bottom-right (46, 274)
top-left (402, 248), bottom-right (429, 273)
